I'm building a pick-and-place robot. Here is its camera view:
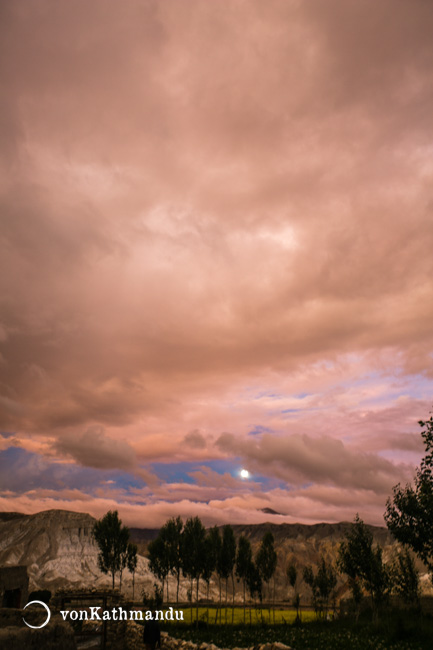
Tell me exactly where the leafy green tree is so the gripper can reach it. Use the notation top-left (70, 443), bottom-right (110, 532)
top-left (92, 510), bottom-right (130, 590)
top-left (127, 543), bottom-right (138, 600)
top-left (236, 535), bottom-right (253, 622)
top-left (303, 558), bottom-right (337, 618)
top-left (256, 531), bottom-right (277, 621)
top-left (316, 557), bottom-right (337, 617)
top-left (385, 413), bottom-right (433, 579)
top-left (202, 527), bottom-right (219, 601)
top-left (303, 564), bottom-right (319, 613)
top-left (245, 560), bottom-right (262, 624)
top-left (119, 555), bottom-right (125, 591)
top-left (160, 516), bottom-right (183, 602)
top-left (218, 525), bottom-right (236, 622)
top-left (339, 515), bottom-right (390, 621)
top-left (142, 583), bottom-right (163, 609)
top-left (286, 563), bottom-right (300, 622)
top-left (119, 543), bottom-right (137, 592)
top-left (147, 535), bottom-right (170, 600)
top-left (181, 516), bottom-right (207, 623)
top-left (347, 576), bottom-right (363, 622)
top-left (391, 548), bottom-right (420, 608)
top-left (207, 526), bottom-right (223, 624)
top-left (287, 563), bottom-right (297, 589)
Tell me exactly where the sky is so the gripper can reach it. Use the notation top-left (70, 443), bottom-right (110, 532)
top-left (1, 0), bottom-right (433, 528)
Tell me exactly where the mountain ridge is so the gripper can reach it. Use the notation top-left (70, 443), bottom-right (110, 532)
top-left (1, 509), bottom-right (430, 600)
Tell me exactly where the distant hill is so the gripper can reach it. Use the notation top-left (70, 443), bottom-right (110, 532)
top-left (0, 508), bottom-right (431, 601)
top-left (0, 509), bottom-right (158, 598)
top-left (260, 507), bottom-right (284, 516)
top-left (0, 512), bottom-right (28, 523)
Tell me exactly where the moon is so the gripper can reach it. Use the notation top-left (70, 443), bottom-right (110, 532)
top-left (240, 469), bottom-right (250, 479)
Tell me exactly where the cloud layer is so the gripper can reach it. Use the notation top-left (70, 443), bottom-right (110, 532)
top-left (1, 0), bottom-right (433, 526)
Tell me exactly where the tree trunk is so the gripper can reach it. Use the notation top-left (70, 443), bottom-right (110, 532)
top-left (225, 578), bottom-right (228, 624)
top-left (232, 573), bottom-right (235, 624)
top-left (273, 576), bottom-right (276, 624)
top-left (243, 579), bottom-right (246, 624)
top-left (196, 577), bottom-right (200, 625)
top-left (215, 578), bottom-right (221, 624)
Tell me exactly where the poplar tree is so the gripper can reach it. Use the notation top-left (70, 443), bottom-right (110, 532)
top-left (338, 515), bottom-right (390, 622)
top-left (207, 526), bottom-right (223, 623)
top-left (245, 560), bottom-right (262, 624)
top-left (303, 557), bottom-right (337, 618)
top-left (236, 535), bottom-right (252, 622)
top-left (127, 543), bottom-right (138, 600)
top-left (147, 535), bottom-right (170, 600)
top-left (286, 562), bottom-right (300, 622)
top-left (160, 516), bottom-right (183, 602)
top-left (219, 525), bottom-right (236, 623)
top-left (92, 510), bottom-right (130, 590)
top-left (181, 516), bottom-right (207, 623)
top-left (256, 531), bottom-right (277, 621)
top-left (391, 548), bottom-right (420, 608)
top-left (202, 527), bottom-right (219, 600)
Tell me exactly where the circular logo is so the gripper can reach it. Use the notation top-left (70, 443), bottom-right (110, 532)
top-left (23, 600), bottom-right (51, 629)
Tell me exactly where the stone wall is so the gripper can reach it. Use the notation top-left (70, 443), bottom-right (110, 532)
top-left (122, 622), bottom-right (293, 650)
top-left (0, 609), bottom-right (76, 650)
top-left (0, 604), bottom-right (294, 650)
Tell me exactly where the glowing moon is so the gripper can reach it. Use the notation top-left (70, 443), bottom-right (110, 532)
top-left (240, 469), bottom-right (250, 479)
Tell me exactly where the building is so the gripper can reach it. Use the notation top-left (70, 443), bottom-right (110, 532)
top-left (0, 566), bottom-right (29, 608)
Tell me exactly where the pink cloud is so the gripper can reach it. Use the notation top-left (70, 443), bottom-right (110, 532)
top-left (1, 0), bottom-right (432, 525)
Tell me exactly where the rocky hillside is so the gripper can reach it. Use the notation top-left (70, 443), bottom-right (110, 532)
top-left (0, 510), bottom-right (157, 598)
top-left (0, 509), bottom-right (431, 600)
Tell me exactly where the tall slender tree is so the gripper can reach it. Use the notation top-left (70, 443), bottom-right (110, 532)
top-left (200, 529), bottom-right (219, 622)
top-left (201, 529), bottom-right (218, 599)
top-left (160, 516), bottom-right (183, 602)
top-left (286, 562), bottom-right (300, 622)
top-left (181, 516), bottom-right (207, 623)
top-left (256, 531), bottom-right (277, 621)
top-left (208, 526), bottom-right (223, 623)
top-left (127, 543), bottom-right (138, 600)
top-left (148, 535), bottom-right (170, 600)
top-left (119, 546), bottom-right (128, 592)
top-left (92, 510), bottom-right (130, 590)
top-left (236, 535), bottom-right (252, 622)
top-left (219, 525), bottom-right (236, 623)
top-left (391, 548), bottom-right (420, 608)
top-left (303, 556), bottom-right (337, 618)
top-left (339, 515), bottom-right (390, 622)
top-left (246, 560), bottom-right (262, 624)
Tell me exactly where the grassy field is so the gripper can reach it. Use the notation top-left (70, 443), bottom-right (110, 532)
top-left (159, 609), bottom-right (433, 650)
top-left (178, 606), bottom-right (319, 625)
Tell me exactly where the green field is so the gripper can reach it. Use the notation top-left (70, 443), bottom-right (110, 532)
top-left (166, 614), bottom-right (433, 650)
top-left (178, 606), bottom-right (319, 625)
